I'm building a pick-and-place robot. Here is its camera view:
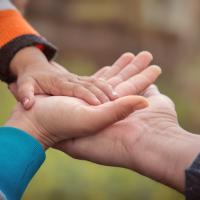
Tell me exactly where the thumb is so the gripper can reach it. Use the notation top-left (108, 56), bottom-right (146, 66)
top-left (17, 79), bottom-right (35, 110)
top-left (81, 96), bottom-right (149, 133)
top-left (8, 83), bottom-right (18, 99)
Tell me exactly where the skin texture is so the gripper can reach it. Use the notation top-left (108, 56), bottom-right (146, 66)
top-left (6, 49), bottom-right (200, 193)
top-left (7, 51), bottom-right (180, 193)
top-left (56, 85), bottom-right (200, 193)
top-left (9, 46), bottom-right (119, 109)
top-left (7, 51), bottom-right (161, 149)
top-left (6, 95), bottom-right (148, 148)
top-left (9, 48), bottom-right (158, 110)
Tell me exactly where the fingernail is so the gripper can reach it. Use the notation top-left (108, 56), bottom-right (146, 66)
top-left (23, 98), bottom-right (30, 106)
top-left (112, 91), bottom-right (119, 98)
top-left (135, 101), bottom-right (149, 110)
top-left (93, 98), bottom-right (101, 105)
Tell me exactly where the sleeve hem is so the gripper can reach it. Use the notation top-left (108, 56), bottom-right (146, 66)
top-left (0, 34), bottom-right (57, 83)
top-left (0, 126), bottom-right (45, 200)
top-left (185, 153), bottom-right (200, 200)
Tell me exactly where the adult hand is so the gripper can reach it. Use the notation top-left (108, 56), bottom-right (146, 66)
top-left (56, 85), bottom-right (200, 193)
top-left (7, 50), bottom-right (161, 150)
top-left (6, 94), bottom-right (148, 149)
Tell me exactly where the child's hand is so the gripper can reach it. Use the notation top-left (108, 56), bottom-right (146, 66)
top-left (9, 47), bottom-right (118, 109)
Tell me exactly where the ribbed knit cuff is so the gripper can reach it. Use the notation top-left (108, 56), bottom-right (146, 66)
top-left (0, 127), bottom-right (45, 200)
top-left (185, 153), bottom-right (200, 200)
top-left (0, 34), bottom-right (57, 83)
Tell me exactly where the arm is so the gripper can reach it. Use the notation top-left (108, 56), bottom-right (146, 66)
top-left (0, 0), bottom-right (118, 109)
top-left (0, 0), bottom-right (56, 83)
top-left (0, 126), bottom-right (45, 200)
top-left (185, 154), bottom-right (200, 199)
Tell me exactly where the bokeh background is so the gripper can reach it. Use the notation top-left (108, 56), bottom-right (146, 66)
top-left (1, 0), bottom-right (200, 199)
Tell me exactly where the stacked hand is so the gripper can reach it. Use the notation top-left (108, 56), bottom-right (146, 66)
top-left (9, 47), bottom-right (160, 109)
top-left (6, 48), bottom-right (200, 194)
top-left (7, 50), bottom-right (161, 147)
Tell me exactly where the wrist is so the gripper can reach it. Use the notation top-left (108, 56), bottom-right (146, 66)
top-left (135, 126), bottom-right (200, 193)
top-left (166, 127), bottom-right (200, 192)
top-left (10, 46), bottom-right (48, 76)
top-left (5, 109), bottom-right (49, 150)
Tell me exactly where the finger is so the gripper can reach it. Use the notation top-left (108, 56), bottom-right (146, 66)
top-left (78, 96), bottom-right (149, 134)
top-left (8, 83), bottom-right (18, 99)
top-left (17, 79), bottom-right (35, 109)
top-left (108, 51), bottom-right (153, 87)
top-left (101, 52), bottom-right (135, 80)
top-left (92, 79), bottom-right (119, 100)
top-left (75, 77), bottom-right (114, 103)
top-left (83, 83), bottom-right (111, 103)
top-left (115, 65), bottom-right (161, 96)
top-left (68, 76), bottom-right (118, 103)
top-left (93, 66), bottom-right (110, 78)
top-left (143, 84), bottom-right (161, 98)
top-left (56, 96), bottom-right (149, 158)
top-left (82, 77), bottom-right (118, 100)
top-left (51, 81), bottom-right (101, 105)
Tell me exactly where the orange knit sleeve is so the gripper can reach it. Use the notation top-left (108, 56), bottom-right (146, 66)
top-left (0, 9), bottom-right (39, 47)
top-left (0, 8), bottom-right (57, 83)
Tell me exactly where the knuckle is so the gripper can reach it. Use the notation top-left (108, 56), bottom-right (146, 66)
top-left (88, 77), bottom-right (97, 84)
top-left (140, 74), bottom-right (151, 85)
top-left (103, 66), bottom-right (110, 71)
top-left (73, 84), bottom-right (84, 96)
top-left (17, 86), bottom-right (25, 95)
top-left (99, 66), bottom-right (110, 73)
top-left (81, 81), bottom-right (91, 88)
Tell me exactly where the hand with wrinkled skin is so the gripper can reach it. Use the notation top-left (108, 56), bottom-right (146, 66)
top-left (56, 84), bottom-right (200, 193)
top-left (6, 50), bottom-right (161, 149)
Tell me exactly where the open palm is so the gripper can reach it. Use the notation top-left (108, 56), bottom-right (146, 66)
top-left (56, 85), bottom-right (179, 184)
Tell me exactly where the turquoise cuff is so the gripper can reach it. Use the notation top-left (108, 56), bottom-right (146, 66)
top-left (0, 127), bottom-right (45, 200)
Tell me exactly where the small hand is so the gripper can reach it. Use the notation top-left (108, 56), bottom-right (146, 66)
top-left (9, 48), bottom-right (159, 110)
top-left (9, 47), bottom-right (121, 109)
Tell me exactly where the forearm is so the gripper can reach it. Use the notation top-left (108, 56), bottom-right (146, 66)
top-left (155, 127), bottom-right (200, 192)
top-left (129, 126), bottom-right (200, 193)
top-left (0, 0), bottom-right (57, 83)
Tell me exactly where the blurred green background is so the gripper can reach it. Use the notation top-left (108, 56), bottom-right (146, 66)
top-left (2, 0), bottom-right (200, 199)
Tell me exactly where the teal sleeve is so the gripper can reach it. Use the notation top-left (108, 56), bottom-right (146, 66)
top-left (0, 127), bottom-right (45, 200)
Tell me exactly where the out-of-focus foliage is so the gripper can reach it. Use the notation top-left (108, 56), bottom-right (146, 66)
top-left (1, 0), bottom-right (200, 199)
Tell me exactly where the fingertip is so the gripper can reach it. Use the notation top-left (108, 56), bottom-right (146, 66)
top-left (139, 51), bottom-right (153, 61)
top-left (89, 97), bottom-right (102, 106)
top-left (127, 96), bottom-right (149, 110)
top-left (122, 52), bottom-right (135, 59)
top-left (22, 97), bottom-right (35, 110)
top-left (22, 97), bottom-right (30, 109)
top-left (117, 96), bottom-right (149, 110)
top-left (111, 91), bottom-right (119, 99)
top-left (150, 65), bottom-right (162, 74)
top-left (134, 100), bottom-right (149, 110)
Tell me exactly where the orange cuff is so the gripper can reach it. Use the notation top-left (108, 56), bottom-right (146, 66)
top-left (0, 9), bottom-right (57, 83)
top-left (0, 10), bottom-right (39, 47)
